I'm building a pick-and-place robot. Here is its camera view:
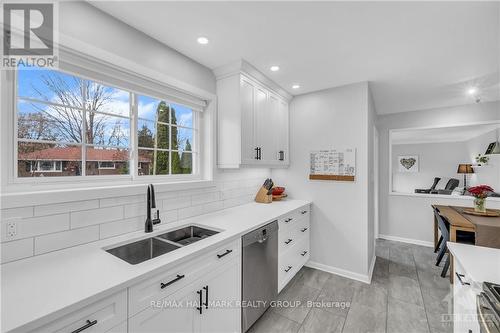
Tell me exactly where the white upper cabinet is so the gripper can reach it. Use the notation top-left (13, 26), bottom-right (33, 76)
top-left (215, 60), bottom-right (291, 168)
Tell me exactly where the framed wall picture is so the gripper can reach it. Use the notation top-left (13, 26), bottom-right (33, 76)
top-left (398, 155), bottom-right (419, 173)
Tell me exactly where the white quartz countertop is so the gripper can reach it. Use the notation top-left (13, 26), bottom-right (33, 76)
top-left (447, 242), bottom-right (500, 284)
top-left (1, 199), bottom-right (310, 333)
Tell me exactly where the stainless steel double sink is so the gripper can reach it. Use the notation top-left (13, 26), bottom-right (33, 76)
top-left (105, 225), bottom-right (219, 265)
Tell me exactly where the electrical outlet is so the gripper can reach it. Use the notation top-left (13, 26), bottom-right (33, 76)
top-left (6, 221), bottom-right (17, 239)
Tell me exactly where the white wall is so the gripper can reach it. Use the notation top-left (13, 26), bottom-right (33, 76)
top-left (0, 2), bottom-right (271, 264)
top-left (272, 82), bottom-right (374, 280)
top-left (392, 142), bottom-right (469, 193)
top-left (378, 101), bottom-right (500, 244)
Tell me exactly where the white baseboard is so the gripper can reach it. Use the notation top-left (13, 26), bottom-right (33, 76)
top-left (378, 234), bottom-right (433, 248)
top-left (305, 261), bottom-right (371, 284)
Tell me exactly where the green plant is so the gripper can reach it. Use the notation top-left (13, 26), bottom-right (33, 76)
top-left (475, 154), bottom-right (489, 165)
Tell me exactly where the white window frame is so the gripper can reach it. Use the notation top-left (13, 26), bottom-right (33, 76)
top-left (13, 67), bottom-right (201, 183)
top-left (31, 161), bottom-right (63, 173)
top-left (1, 49), bottom-right (214, 195)
top-left (97, 161), bottom-right (116, 170)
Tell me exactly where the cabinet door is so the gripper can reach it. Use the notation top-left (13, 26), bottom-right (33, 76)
top-left (240, 78), bottom-right (258, 164)
top-left (266, 93), bottom-right (281, 164)
top-left (197, 262), bottom-right (241, 333)
top-left (277, 99), bottom-right (289, 165)
top-left (254, 86), bottom-right (274, 163)
top-left (129, 284), bottom-right (197, 333)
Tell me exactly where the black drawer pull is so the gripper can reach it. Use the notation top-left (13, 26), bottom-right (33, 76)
top-left (161, 274), bottom-right (185, 289)
top-left (285, 239), bottom-right (293, 245)
top-left (284, 218), bottom-right (293, 223)
top-left (301, 228), bottom-right (308, 232)
top-left (71, 320), bottom-right (97, 333)
top-left (285, 266), bottom-right (292, 272)
top-left (301, 210), bottom-right (308, 214)
top-left (203, 285), bottom-right (209, 309)
top-left (197, 290), bottom-right (203, 314)
top-left (217, 249), bottom-right (233, 259)
top-left (301, 251), bottom-right (308, 256)
top-left (455, 273), bottom-right (470, 285)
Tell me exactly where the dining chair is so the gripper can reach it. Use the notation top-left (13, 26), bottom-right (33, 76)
top-left (433, 207), bottom-right (475, 278)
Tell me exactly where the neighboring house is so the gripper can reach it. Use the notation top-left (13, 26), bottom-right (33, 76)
top-left (18, 147), bottom-right (151, 177)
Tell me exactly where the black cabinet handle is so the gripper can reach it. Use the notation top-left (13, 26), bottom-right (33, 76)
top-left (160, 274), bottom-right (185, 289)
top-left (278, 150), bottom-right (284, 161)
top-left (71, 320), bottom-right (97, 333)
top-left (301, 210), bottom-right (308, 215)
top-left (258, 147), bottom-right (262, 160)
top-left (197, 290), bottom-right (203, 314)
top-left (285, 239), bottom-right (293, 245)
top-left (284, 218), bottom-right (293, 223)
top-left (301, 251), bottom-right (308, 256)
top-left (203, 285), bottom-right (209, 309)
top-left (254, 147), bottom-right (259, 160)
top-left (455, 273), bottom-right (470, 285)
top-left (301, 228), bottom-right (308, 232)
top-left (217, 249), bottom-right (233, 259)
top-left (285, 266), bottom-right (292, 272)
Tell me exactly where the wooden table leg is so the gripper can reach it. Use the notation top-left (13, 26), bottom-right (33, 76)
top-left (449, 226), bottom-right (457, 284)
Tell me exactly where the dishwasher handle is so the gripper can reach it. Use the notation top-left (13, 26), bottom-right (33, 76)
top-left (242, 220), bottom-right (279, 247)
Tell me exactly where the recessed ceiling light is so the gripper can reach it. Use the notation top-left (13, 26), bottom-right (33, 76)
top-left (270, 65), bottom-right (280, 72)
top-left (292, 84), bottom-right (300, 89)
top-left (467, 87), bottom-right (478, 95)
top-left (197, 37), bottom-right (209, 45)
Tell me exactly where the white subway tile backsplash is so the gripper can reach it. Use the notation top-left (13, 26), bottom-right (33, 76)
top-left (99, 216), bottom-right (143, 239)
top-left (178, 205), bottom-right (204, 220)
top-left (203, 201), bottom-right (224, 214)
top-left (1, 206), bottom-right (34, 221)
top-left (100, 195), bottom-right (144, 208)
top-left (162, 196), bottom-right (191, 211)
top-left (34, 226), bottom-right (99, 255)
top-left (0, 169), bottom-right (268, 263)
top-left (160, 210), bottom-right (178, 224)
top-left (1, 214), bottom-right (69, 242)
top-left (34, 200), bottom-right (99, 217)
top-left (191, 192), bottom-right (221, 206)
top-left (71, 206), bottom-right (123, 229)
top-left (1, 238), bottom-right (33, 263)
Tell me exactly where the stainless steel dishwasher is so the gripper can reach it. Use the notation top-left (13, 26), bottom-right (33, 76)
top-left (242, 220), bottom-right (279, 332)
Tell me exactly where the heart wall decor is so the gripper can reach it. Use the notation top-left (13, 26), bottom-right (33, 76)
top-left (398, 155), bottom-right (419, 172)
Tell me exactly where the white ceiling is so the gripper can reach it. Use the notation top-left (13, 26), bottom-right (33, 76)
top-left (392, 123), bottom-right (500, 145)
top-left (90, 1), bottom-right (500, 114)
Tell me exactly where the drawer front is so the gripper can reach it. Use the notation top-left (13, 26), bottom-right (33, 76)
top-left (278, 237), bottom-right (310, 291)
top-left (32, 290), bottom-right (127, 333)
top-left (294, 217), bottom-right (310, 242)
top-left (279, 227), bottom-right (298, 254)
top-left (453, 259), bottom-right (480, 333)
top-left (129, 239), bottom-right (240, 316)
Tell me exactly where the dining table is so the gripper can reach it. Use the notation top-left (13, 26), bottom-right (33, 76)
top-left (432, 204), bottom-right (500, 283)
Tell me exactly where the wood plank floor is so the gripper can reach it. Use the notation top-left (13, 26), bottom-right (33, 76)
top-left (249, 239), bottom-right (453, 333)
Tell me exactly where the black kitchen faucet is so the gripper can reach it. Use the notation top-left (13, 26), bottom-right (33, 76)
top-left (145, 184), bottom-right (161, 233)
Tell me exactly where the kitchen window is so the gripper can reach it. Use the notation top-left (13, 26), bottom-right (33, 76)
top-left (14, 63), bottom-right (201, 182)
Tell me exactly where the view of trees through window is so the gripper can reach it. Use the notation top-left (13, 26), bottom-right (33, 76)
top-left (16, 65), bottom-right (196, 179)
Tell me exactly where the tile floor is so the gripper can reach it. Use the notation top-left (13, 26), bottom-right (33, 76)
top-left (249, 239), bottom-right (453, 333)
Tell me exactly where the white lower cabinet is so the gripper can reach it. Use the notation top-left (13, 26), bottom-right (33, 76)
top-left (278, 205), bottom-right (311, 292)
top-left (453, 258), bottom-right (480, 333)
top-left (129, 257), bottom-right (240, 333)
top-left (29, 290), bottom-right (127, 333)
top-left (129, 282), bottom-right (197, 333)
